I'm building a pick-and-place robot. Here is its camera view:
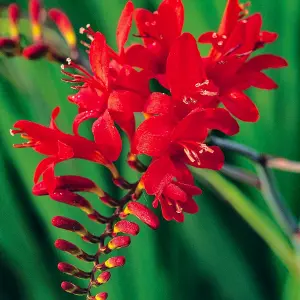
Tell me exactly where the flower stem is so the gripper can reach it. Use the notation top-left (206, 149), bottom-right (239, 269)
top-left (210, 136), bottom-right (298, 239)
top-left (192, 168), bottom-right (299, 276)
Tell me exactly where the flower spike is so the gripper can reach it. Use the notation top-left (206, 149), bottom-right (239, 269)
top-left (10, 0), bottom-right (288, 299)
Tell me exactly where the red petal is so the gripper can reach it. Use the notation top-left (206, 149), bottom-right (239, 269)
top-left (144, 92), bottom-right (172, 115)
top-left (73, 110), bottom-right (101, 135)
top-left (173, 161), bottom-right (194, 184)
top-left (181, 198), bottom-right (198, 214)
top-left (184, 145), bottom-right (224, 170)
top-left (89, 32), bottom-right (109, 89)
top-left (218, 0), bottom-right (241, 35)
top-left (239, 72), bottom-right (278, 90)
top-left (116, 1), bottom-right (134, 53)
top-left (34, 157), bottom-right (57, 183)
top-left (110, 111), bottom-right (135, 144)
top-left (157, 0), bottom-right (184, 47)
top-left (92, 110), bottom-right (122, 161)
top-left (176, 182), bottom-right (202, 196)
top-left (49, 107), bottom-right (60, 130)
top-left (115, 65), bottom-right (150, 96)
top-left (134, 9), bottom-right (157, 46)
top-left (198, 31), bottom-right (215, 44)
top-left (43, 163), bottom-right (57, 193)
top-left (220, 90), bottom-right (259, 122)
top-left (242, 54), bottom-right (287, 72)
top-left (163, 183), bottom-right (187, 202)
top-left (108, 90), bottom-right (145, 115)
top-left (125, 44), bottom-right (156, 72)
top-left (159, 197), bottom-right (176, 221)
top-left (133, 115), bottom-right (174, 156)
top-left (167, 33), bottom-right (206, 100)
top-left (142, 156), bottom-right (175, 195)
top-left (260, 31), bottom-right (278, 44)
top-left (57, 141), bottom-right (74, 160)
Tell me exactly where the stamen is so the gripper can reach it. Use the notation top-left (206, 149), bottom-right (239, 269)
top-left (175, 203), bottom-right (183, 214)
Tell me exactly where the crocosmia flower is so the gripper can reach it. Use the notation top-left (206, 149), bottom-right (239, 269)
top-left (10, 0), bottom-right (287, 299)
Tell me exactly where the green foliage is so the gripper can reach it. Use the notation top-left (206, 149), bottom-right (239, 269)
top-left (0, 0), bottom-right (299, 299)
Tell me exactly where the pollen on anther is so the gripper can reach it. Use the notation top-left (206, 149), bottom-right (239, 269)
top-left (66, 58), bottom-right (72, 65)
top-left (79, 27), bottom-right (85, 34)
top-left (10, 129), bottom-right (15, 136)
top-left (61, 64), bottom-right (65, 70)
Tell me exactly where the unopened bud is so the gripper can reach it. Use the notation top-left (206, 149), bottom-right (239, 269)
top-left (121, 202), bottom-right (160, 229)
top-left (22, 43), bottom-right (48, 60)
top-left (104, 256), bottom-right (125, 269)
top-left (54, 239), bottom-right (95, 261)
top-left (48, 8), bottom-right (77, 55)
top-left (50, 191), bottom-right (93, 213)
top-left (61, 281), bottom-right (87, 295)
top-left (95, 292), bottom-right (108, 300)
top-left (96, 271), bottom-right (111, 285)
top-left (58, 262), bottom-right (91, 278)
top-left (32, 175), bottom-right (101, 195)
top-left (0, 38), bottom-right (18, 52)
top-left (52, 216), bottom-right (99, 243)
top-left (113, 220), bottom-right (139, 236)
top-left (107, 236), bottom-right (131, 250)
top-left (29, 0), bottom-right (42, 41)
top-left (8, 4), bottom-right (20, 40)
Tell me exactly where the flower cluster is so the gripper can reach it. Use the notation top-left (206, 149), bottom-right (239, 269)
top-left (0, 0), bottom-right (77, 62)
top-left (11, 0), bottom-right (287, 299)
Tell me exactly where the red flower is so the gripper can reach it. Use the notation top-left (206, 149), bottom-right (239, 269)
top-left (142, 156), bottom-right (201, 222)
top-left (198, 0), bottom-right (287, 122)
top-left (63, 31), bottom-right (149, 143)
top-left (133, 107), bottom-right (239, 169)
top-left (11, 107), bottom-right (119, 192)
top-left (125, 0), bottom-right (184, 85)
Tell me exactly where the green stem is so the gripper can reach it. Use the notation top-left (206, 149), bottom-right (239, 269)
top-left (192, 168), bottom-right (299, 276)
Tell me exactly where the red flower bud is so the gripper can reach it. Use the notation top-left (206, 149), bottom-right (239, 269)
top-left (32, 175), bottom-right (99, 195)
top-left (8, 4), bottom-right (20, 24)
top-left (58, 262), bottom-right (91, 278)
top-left (95, 292), bottom-right (108, 300)
top-left (104, 256), bottom-right (126, 269)
top-left (50, 191), bottom-right (93, 212)
top-left (96, 271), bottom-right (111, 285)
top-left (48, 9), bottom-right (77, 54)
top-left (29, 0), bottom-right (42, 42)
top-left (0, 38), bottom-right (18, 51)
top-left (52, 216), bottom-right (99, 243)
top-left (113, 220), bottom-right (140, 236)
top-left (8, 4), bottom-right (20, 40)
top-left (107, 236), bottom-right (131, 250)
top-left (122, 202), bottom-right (160, 229)
top-left (54, 239), bottom-right (95, 261)
top-left (61, 281), bottom-right (87, 295)
top-left (22, 43), bottom-right (48, 60)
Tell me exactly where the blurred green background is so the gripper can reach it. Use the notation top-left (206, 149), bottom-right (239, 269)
top-left (0, 0), bottom-right (299, 299)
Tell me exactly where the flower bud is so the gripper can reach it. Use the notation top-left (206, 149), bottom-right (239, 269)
top-left (0, 38), bottom-right (18, 52)
top-left (61, 281), bottom-right (87, 295)
top-left (96, 271), bottom-right (111, 285)
top-left (107, 236), bottom-right (131, 250)
top-left (32, 175), bottom-right (101, 195)
top-left (22, 43), bottom-right (49, 60)
top-left (54, 239), bottom-right (95, 261)
top-left (29, 0), bottom-right (42, 42)
top-left (48, 9), bottom-right (77, 56)
top-left (104, 256), bottom-right (126, 269)
top-left (95, 292), bottom-right (108, 300)
top-left (52, 216), bottom-right (99, 243)
top-left (113, 220), bottom-right (140, 236)
top-left (58, 262), bottom-right (91, 278)
top-left (8, 4), bottom-right (20, 40)
top-left (50, 191), bottom-right (93, 213)
top-left (122, 202), bottom-right (160, 229)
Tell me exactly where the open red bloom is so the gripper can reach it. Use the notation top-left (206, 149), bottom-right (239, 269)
top-left (64, 31), bottom-right (149, 143)
top-left (133, 107), bottom-right (239, 169)
top-left (11, 107), bottom-right (117, 192)
top-left (125, 0), bottom-right (184, 86)
top-left (198, 0), bottom-right (287, 122)
top-left (142, 156), bottom-right (201, 222)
